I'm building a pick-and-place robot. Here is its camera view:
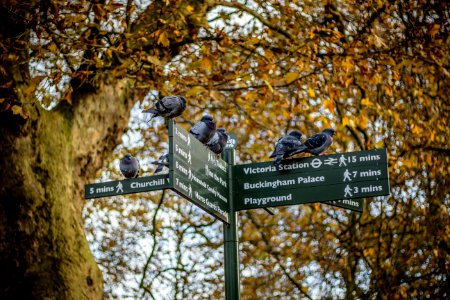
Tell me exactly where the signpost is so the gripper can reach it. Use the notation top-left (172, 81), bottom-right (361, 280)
top-left (234, 149), bottom-right (389, 211)
top-left (85, 120), bottom-right (391, 300)
top-left (169, 121), bottom-right (230, 223)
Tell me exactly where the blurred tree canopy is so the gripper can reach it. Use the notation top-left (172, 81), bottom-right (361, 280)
top-left (0, 0), bottom-right (448, 299)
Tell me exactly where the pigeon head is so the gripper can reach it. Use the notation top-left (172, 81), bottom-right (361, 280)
top-left (217, 128), bottom-right (227, 134)
top-left (201, 115), bottom-right (214, 122)
top-left (124, 154), bottom-right (132, 160)
top-left (288, 130), bottom-right (302, 140)
top-left (178, 96), bottom-right (187, 105)
top-left (323, 128), bottom-right (336, 136)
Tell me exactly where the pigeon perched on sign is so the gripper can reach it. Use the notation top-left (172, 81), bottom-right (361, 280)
top-left (289, 128), bottom-right (336, 156)
top-left (189, 115), bottom-right (216, 144)
top-left (269, 130), bottom-right (303, 167)
top-left (206, 128), bottom-right (229, 155)
top-left (120, 154), bottom-right (140, 178)
top-left (151, 153), bottom-right (169, 174)
top-left (142, 95), bottom-right (187, 121)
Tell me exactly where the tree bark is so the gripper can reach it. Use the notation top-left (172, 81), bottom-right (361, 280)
top-left (0, 0), bottom-right (212, 297)
top-left (0, 78), bottom-right (134, 299)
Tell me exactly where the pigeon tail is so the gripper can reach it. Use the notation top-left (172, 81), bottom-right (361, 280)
top-left (272, 154), bottom-right (284, 167)
top-left (308, 148), bottom-right (324, 156)
top-left (269, 150), bottom-right (278, 158)
top-left (153, 164), bottom-right (165, 174)
top-left (142, 108), bottom-right (158, 120)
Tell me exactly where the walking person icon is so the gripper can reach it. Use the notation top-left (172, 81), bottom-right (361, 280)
top-left (116, 182), bottom-right (124, 194)
top-left (343, 169), bottom-right (352, 182)
top-left (339, 155), bottom-right (347, 167)
top-left (344, 184), bottom-right (353, 197)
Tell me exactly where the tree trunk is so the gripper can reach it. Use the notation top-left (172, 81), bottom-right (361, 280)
top-left (0, 78), bottom-right (134, 299)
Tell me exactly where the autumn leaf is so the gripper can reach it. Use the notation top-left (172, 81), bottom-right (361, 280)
top-left (11, 105), bottom-right (28, 119)
top-left (157, 31), bottom-right (170, 47)
top-left (361, 98), bottom-right (373, 106)
top-left (147, 55), bottom-right (163, 66)
top-left (201, 57), bottom-right (212, 71)
top-left (284, 72), bottom-right (299, 83)
top-left (323, 98), bottom-right (335, 113)
top-left (48, 43), bottom-right (58, 52)
top-left (186, 86), bottom-right (206, 96)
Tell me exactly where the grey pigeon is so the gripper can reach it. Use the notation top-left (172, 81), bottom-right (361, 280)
top-left (120, 154), bottom-right (140, 178)
top-left (142, 95), bottom-right (186, 120)
top-left (206, 128), bottom-right (229, 155)
top-left (151, 153), bottom-right (169, 174)
top-left (189, 115), bottom-right (216, 144)
top-left (289, 128), bottom-right (336, 156)
top-left (269, 130), bottom-right (303, 167)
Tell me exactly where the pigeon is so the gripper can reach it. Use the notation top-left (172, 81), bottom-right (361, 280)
top-left (189, 115), bottom-right (216, 144)
top-left (289, 128), bottom-right (336, 156)
top-left (269, 130), bottom-right (303, 167)
top-left (120, 154), bottom-right (140, 178)
top-left (142, 95), bottom-right (187, 121)
top-left (151, 153), bottom-right (169, 174)
top-left (206, 128), bottom-right (229, 155)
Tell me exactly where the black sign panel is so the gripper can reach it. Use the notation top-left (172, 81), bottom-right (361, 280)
top-left (169, 121), bottom-right (229, 223)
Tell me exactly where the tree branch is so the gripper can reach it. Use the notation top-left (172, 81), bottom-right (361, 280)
top-left (213, 1), bottom-right (293, 39)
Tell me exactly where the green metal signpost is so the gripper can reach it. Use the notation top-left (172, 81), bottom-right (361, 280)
top-left (84, 121), bottom-right (391, 300)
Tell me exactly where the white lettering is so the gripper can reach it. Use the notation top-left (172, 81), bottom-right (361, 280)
top-left (243, 179), bottom-right (296, 190)
top-left (96, 186), bottom-right (114, 193)
top-left (297, 176), bottom-right (325, 184)
top-left (359, 154), bottom-right (381, 162)
top-left (361, 185), bottom-right (383, 193)
top-left (243, 193), bottom-right (292, 206)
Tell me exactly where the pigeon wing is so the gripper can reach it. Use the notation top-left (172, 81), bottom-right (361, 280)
top-left (282, 136), bottom-right (303, 157)
top-left (308, 135), bottom-right (332, 155)
top-left (189, 121), bottom-right (206, 138)
top-left (304, 133), bottom-right (327, 149)
top-left (206, 131), bottom-right (220, 147)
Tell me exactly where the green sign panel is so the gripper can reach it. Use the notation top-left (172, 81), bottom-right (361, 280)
top-left (169, 121), bottom-right (229, 223)
top-left (234, 149), bottom-right (389, 211)
top-left (325, 199), bottom-right (364, 212)
top-left (235, 179), bottom-right (389, 210)
top-left (85, 174), bottom-right (170, 199)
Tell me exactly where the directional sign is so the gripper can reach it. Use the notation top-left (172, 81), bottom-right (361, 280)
top-left (325, 199), bottom-right (364, 212)
top-left (169, 121), bottom-right (229, 223)
top-left (234, 149), bottom-right (389, 211)
top-left (85, 174), bottom-right (170, 199)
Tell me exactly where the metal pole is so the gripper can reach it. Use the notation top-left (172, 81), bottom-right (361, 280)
top-left (223, 148), bottom-right (240, 300)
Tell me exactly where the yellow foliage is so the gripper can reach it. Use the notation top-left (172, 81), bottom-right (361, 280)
top-left (361, 98), bottom-right (373, 106)
top-left (284, 72), bottom-right (299, 83)
top-left (201, 57), bottom-right (212, 71)
top-left (323, 98), bottom-right (336, 113)
top-left (157, 31), bottom-right (170, 47)
top-left (186, 86), bottom-right (206, 96)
